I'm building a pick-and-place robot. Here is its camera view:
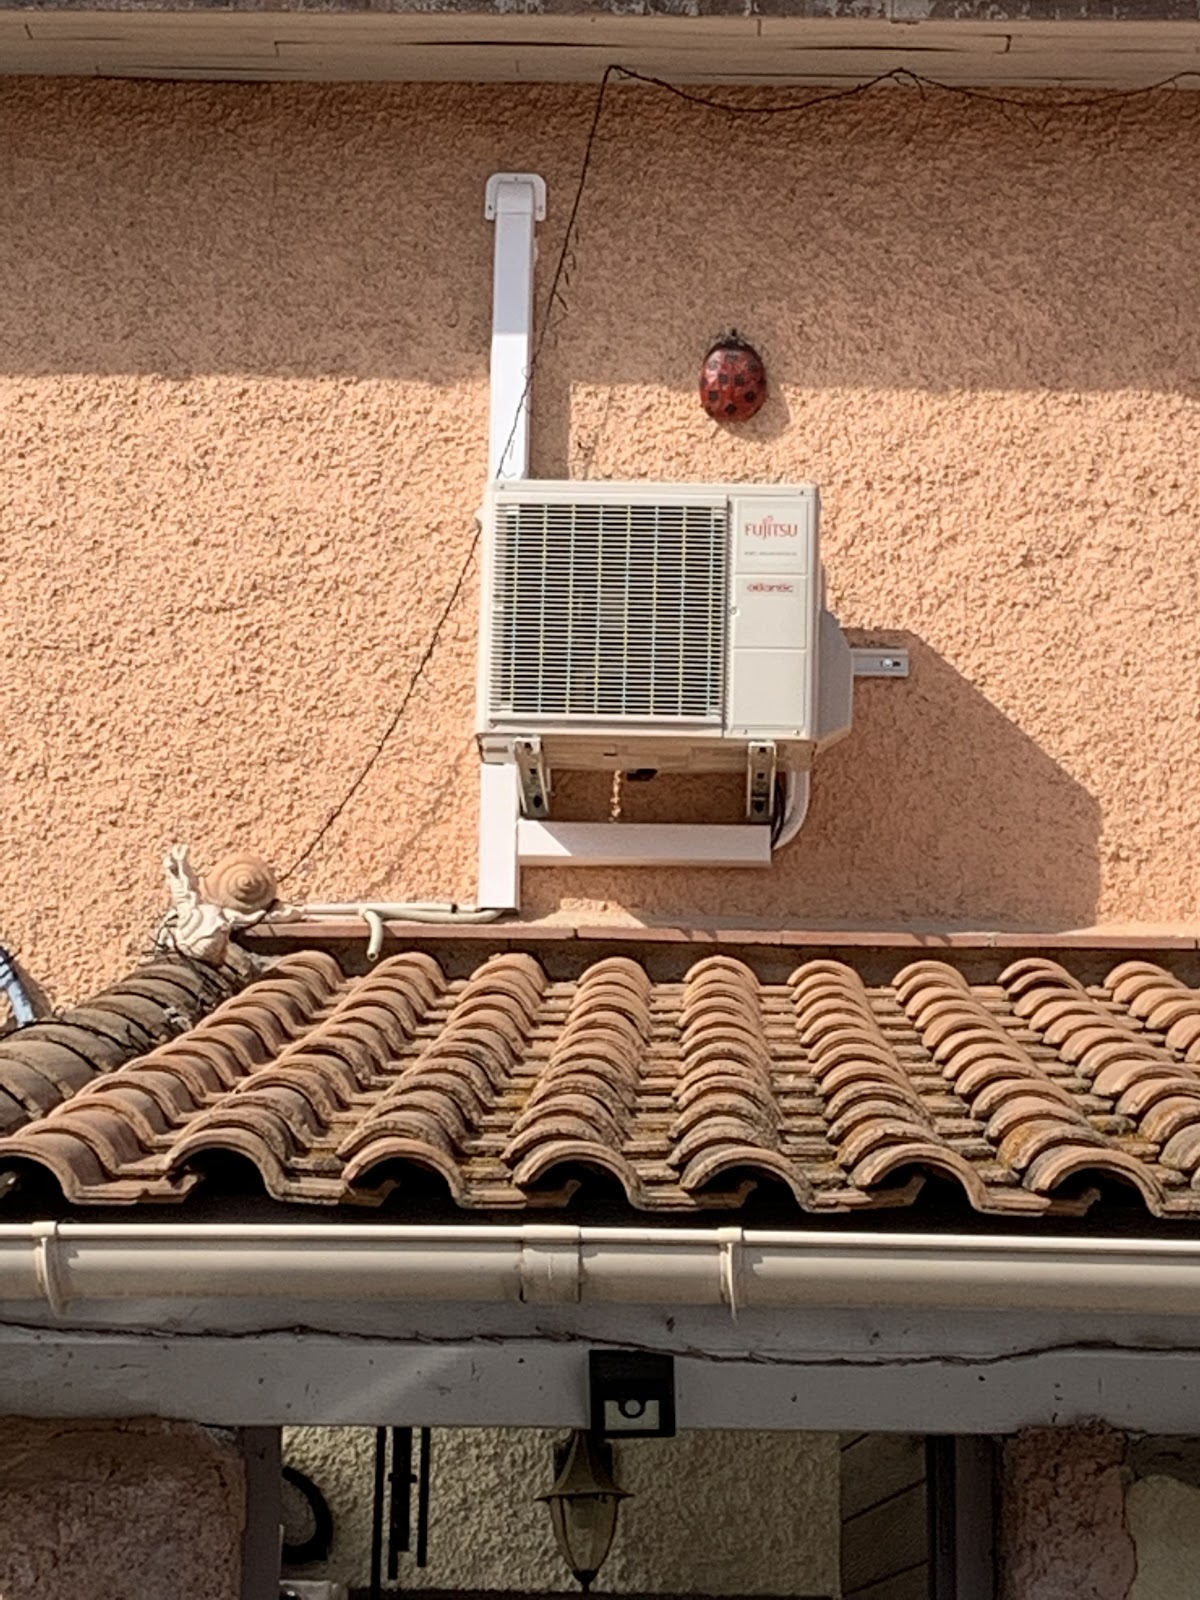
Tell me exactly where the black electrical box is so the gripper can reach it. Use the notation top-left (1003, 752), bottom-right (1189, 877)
top-left (588, 1350), bottom-right (676, 1439)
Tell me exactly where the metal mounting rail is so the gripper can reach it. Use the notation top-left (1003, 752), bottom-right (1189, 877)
top-left (851, 647), bottom-right (909, 679)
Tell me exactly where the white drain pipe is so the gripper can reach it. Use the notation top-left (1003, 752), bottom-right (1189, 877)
top-left (6, 1223), bottom-right (1200, 1319)
top-left (772, 771), bottom-right (811, 853)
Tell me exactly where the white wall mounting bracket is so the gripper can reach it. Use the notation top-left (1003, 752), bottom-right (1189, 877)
top-left (517, 821), bottom-right (772, 870)
top-left (514, 736), bottom-right (551, 818)
top-left (746, 741), bottom-right (777, 823)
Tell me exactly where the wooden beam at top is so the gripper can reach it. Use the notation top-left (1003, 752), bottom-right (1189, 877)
top-left (2, 8), bottom-right (1199, 83)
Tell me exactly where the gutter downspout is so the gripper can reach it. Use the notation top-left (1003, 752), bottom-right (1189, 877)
top-left (6, 1223), bottom-right (1200, 1318)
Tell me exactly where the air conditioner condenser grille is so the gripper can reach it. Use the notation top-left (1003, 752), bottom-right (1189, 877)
top-left (489, 501), bottom-right (729, 721)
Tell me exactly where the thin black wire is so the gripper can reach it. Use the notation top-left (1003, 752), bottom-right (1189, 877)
top-left (281, 67), bottom-right (620, 884)
top-left (611, 63), bottom-right (1200, 116)
top-left (281, 529), bottom-right (481, 881)
top-left (280, 59), bottom-right (1198, 882)
top-left (491, 63), bottom-right (620, 485)
top-left (612, 64), bottom-right (910, 116)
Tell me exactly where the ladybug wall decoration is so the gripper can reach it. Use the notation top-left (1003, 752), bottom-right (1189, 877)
top-left (700, 331), bottom-right (767, 423)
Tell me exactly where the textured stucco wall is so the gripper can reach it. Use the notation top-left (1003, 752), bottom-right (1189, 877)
top-left (282, 1425), bottom-right (840, 1594)
top-left (2, 80), bottom-right (1200, 998)
top-left (999, 1425), bottom-right (1135, 1600)
top-left (1005, 1444), bottom-right (1200, 1600)
top-left (0, 1417), bottom-right (244, 1600)
top-left (1127, 1474), bottom-right (1200, 1600)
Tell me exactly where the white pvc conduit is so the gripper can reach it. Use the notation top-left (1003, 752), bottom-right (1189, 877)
top-left (478, 172), bottom-right (546, 911)
top-left (289, 903), bottom-right (503, 959)
top-left (5, 1223), bottom-right (1200, 1319)
top-left (772, 772), bottom-right (811, 853)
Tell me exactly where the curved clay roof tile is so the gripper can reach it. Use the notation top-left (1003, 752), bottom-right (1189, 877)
top-left (788, 958), bottom-right (865, 992)
top-left (677, 1145), bottom-right (813, 1205)
top-left (510, 1139), bottom-right (645, 1203)
top-left (893, 960), bottom-right (970, 1001)
top-left (1022, 1145), bottom-right (1169, 1214)
top-left (1105, 962), bottom-right (1181, 1007)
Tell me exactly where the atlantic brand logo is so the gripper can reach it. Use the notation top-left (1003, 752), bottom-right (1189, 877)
top-left (747, 581), bottom-right (795, 594)
top-left (745, 514), bottom-right (799, 540)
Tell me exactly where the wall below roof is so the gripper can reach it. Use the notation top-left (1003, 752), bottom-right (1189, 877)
top-left (0, 1416), bottom-right (245, 1600)
top-left (1000, 1425), bottom-right (1136, 1600)
top-left (1128, 1474), bottom-right (1200, 1600)
top-left (281, 1425), bottom-right (841, 1595)
top-left (2, 79), bottom-right (1200, 998)
top-left (999, 1427), bottom-right (1200, 1600)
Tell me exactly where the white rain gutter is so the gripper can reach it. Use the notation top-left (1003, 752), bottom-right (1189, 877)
top-left (6, 1223), bottom-right (1200, 1319)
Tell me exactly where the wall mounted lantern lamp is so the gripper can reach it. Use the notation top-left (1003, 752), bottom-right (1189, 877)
top-left (538, 1351), bottom-right (677, 1591)
top-left (538, 1429), bottom-right (630, 1593)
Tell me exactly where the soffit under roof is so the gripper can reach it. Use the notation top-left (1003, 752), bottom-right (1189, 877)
top-left (3, 8), bottom-right (1199, 87)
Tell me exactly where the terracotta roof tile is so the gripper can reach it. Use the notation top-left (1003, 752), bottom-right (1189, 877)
top-left (6, 944), bottom-right (1200, 1217)
top-left (0, 957), bottom-right (241, 1132)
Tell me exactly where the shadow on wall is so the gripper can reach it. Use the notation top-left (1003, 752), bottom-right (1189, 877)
top-left (0, 81), bottom-right (1197, 393)
top-left (795, 631), bottom-right (1102, 930)
top-left (528, 632), bottom-right (1101, 932)
top-left (0, 78), bottom-right (1168, 955)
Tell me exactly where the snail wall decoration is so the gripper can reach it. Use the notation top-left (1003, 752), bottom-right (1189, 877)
top-left (202, 851), bottom-right (280, 915)
top-left (157, 844), bottom-right (293, 966)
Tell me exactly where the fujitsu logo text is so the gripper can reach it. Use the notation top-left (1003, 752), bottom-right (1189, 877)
top-left (745, 515), bottom-right (799, 540)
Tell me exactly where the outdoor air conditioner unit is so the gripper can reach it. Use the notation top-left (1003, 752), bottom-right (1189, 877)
top-left (476, 480), bottom-right (852, 820)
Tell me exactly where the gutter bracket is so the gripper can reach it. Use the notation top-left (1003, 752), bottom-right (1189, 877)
top-left (31, 1221), bottom-right (66, 1317)
top-left (717, 1227), bottom-right (743, 1320)
top-left (518, 1226), bottom-right (582, 1306)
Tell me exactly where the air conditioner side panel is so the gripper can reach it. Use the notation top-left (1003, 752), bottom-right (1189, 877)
top-left (476, 500), bottom-right (499, 736)
top-left (726, 490), bottom-right (820, 738)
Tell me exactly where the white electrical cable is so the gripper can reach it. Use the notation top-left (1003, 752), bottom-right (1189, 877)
top-left (280, 903), bottom-right (503, 960)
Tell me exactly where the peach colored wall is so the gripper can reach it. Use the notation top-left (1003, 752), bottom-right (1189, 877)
top-left (2, 79), bottom-right (1200, 998)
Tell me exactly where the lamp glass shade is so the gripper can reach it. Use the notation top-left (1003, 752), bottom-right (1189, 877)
top-left (538, 1430), bottom-right (629, 1592)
